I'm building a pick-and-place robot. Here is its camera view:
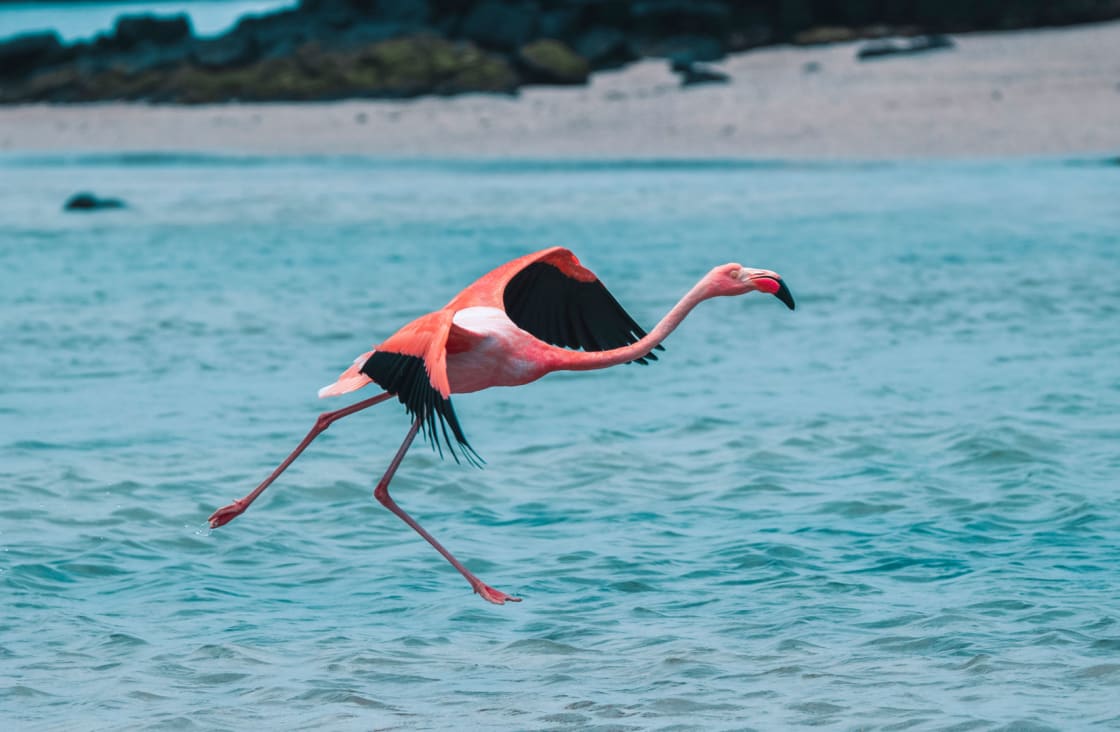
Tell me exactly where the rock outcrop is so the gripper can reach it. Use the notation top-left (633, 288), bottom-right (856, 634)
top-left (64, 193), bottom-right (126, 211)
top-left (857, 34), bottom-right (955, 60)
top-left (2, 0), bottom-right (1119, 103)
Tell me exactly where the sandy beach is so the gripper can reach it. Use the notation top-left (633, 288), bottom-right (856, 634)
top-left (2, 20), bottom-right (1119, 159)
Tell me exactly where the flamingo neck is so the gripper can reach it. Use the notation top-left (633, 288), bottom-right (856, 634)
top-left (549, 278), bottom-right (712, 372)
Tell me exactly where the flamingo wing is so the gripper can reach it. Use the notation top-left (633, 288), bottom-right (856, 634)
top-left (359, 311), bottom-right (482, 466)
top-left (501, 250), bottom-right (662, 365)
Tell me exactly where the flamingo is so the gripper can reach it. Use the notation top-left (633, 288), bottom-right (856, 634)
top-left (208, 247), bottom-right (794, 604)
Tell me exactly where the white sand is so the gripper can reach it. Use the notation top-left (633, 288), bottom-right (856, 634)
top-left (2, 20), bottom-right (1119, 159)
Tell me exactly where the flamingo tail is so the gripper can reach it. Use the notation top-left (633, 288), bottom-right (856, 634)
top-left (318, 350), bottom-right (375, 398)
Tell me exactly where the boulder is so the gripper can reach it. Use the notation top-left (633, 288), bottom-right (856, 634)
top-left (312, 0), bottom-right (364, 30)
top-left (857, 34), bottom-right (954, 60)
top-left (631, 0), bottom-right (731, 34)
top-left (359, 35), bottom-right (518, 96)
top-left (639, 34), bottom-right (725, 64)
top-left (168, 35), bottom-right (518, 102)
top-left (438, 49), bottom-right (519, 95)
top-left (191, 33), bottom-right (259, 69)
top-left (64, 193), bottom-right (126, 211)
top-left (113, 14), bottom-right (191, 49)
top-left (571, 26), bottom-right (633, 69)
top-left (116, 42), bottom-right (192, 75)
top-left (673, 60), bottom-right (729, 87)
top-left (794, 26), bottom-right (860, 45)
top-left (537, 8), bottom-right (582, 42)
top-left (0, 31), bottom-right (63, 79)
top-left (459, 1), bottom-right (538, 50)
top-left (374, 0), bottom-right (431, 24)
top-left (726, 23), bottom-right (773, 52)
top-left (231, 9), bottom-right (313, 58)
top-left (300, 0), bottom-right (429, 18)
top-left (517, 39), bottom-right (588, 85)
top-left (335, 22), bottom-right (419, 50)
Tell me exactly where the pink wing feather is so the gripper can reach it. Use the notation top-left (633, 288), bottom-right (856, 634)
top-left (318, 350), bottom-right (375, 398)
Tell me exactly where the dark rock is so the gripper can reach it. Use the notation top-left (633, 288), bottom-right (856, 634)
top-left (726, 23), bottom-right (773, 52)
top-left (631, 1), bottom-right (731, 34)
top-left (580, 0), bottom-right (630, 28)
top-left (459, 1), bottom-right (538, 50)
top-left (113, 14), bottom-right (191, 49)
top-left (0, 31), bottom-right (63, 79)
top-left (571, 26), bottom-right (634, 69)
top-left (642, 34), bottom-right (725, 64)
top-left (375, 0), bottom-right (431, 24)
top-left (300, 0), bottom-right (430, 19)
top-left (857, 34), bottom-right (954, 60)
top-left (537, 8), bottom-right (583, 41)
top-left (232, 9), bottom-right (314, 58)
top-left (191, 33), bottom-right (259, 69)
top-left (167, 35), bottom-right (518, 103)
top-left (356, 35), bottom-right (519, 97)
top-left (776, 0), bottom-right (816, 38)
top-left (439, 48), bottom-right (520, 95)
top-left (794, 26), bottom-right (860, 45)
top-left (518, 39), bottom-right (588, 85)
top-left (6, 0), bottom-right (1120, 105)
top-left (335, 22), bottom-right (418, 50)
top-left (0, 64), bottom-right (72, 102)
top-left (428, 0), bottom-right (476, 10)
top-left (311, 0), bottom-right (365, 29)
top-left (116, 42), bottom-right (192, 75)
top-left (674, 61), bottom-right (729, 87)
top-left (425, 0), bottom-right (473, 34)
top-left (64, 193), bottom-right (126, 211)
top-left (302, 0), bottom-right (428, 29)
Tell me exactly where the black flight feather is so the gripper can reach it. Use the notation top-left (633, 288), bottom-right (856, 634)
top-left (360, 351), bottom-right (482, 466)
top-left (502, 261), bottom-right (662, 364)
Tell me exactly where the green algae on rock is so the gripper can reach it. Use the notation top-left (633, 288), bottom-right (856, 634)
top-left (518, 39), bottom-right (589, 85)
top-left (2, 35), bottom-right (518, 103)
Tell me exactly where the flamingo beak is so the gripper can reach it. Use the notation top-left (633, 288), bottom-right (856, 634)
top-left (750, 275), bottom-right (796, 310)
top-left (773, 279), bottom-right (796, 310)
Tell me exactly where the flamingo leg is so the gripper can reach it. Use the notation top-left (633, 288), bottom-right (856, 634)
top-left (375, 417), bottom-right (521, 605)
top-left (208, 392), bottom-right (393, 528)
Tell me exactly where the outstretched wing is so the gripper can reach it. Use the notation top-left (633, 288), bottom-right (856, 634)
top-left (359, 311), bottom-right (481, 466)
top-left (501, 251), bottom-right (662, 365)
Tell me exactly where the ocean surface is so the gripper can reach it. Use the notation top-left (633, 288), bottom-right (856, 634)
top-left (0, 0), bottom-right (295, 42)
top-left (1, 154), bottom-right (1118, 730)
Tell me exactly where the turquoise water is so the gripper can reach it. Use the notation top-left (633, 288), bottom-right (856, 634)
top-left (0, 0), bottom-right (295, 42)
top-left (1, 154), bottom-right (1119, 729)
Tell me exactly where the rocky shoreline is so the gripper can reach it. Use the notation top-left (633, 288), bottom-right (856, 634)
top-left (2, 0), bottom-right (1120, 104)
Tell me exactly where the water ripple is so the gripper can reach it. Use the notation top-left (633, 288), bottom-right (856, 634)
top-left (2, 156), bottom-right (1118, 730)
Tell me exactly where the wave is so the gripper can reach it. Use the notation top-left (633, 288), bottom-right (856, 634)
top-left (0, 150), bottom-right (921, 173)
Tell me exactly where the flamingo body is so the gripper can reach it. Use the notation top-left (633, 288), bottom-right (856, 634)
top-left (447, 307), bottom-right (549, 393)
top-left (210, 246), bottom-right (794, 605)
top-left (320, 246), bottom-right (662, 463)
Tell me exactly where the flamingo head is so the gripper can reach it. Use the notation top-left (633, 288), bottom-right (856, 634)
top-left (707, 264), bottom-right (796, 310)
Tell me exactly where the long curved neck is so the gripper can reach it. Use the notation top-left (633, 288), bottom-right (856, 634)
top-left (548, 278), bottom-right (712, 373)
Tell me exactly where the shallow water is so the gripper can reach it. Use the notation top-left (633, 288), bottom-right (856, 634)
top-left (0, 0), bottom-right (295, 42)
top-left (1, 154), bottom-right (1119, 730)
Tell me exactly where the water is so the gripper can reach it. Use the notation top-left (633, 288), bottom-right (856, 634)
top-left (0, 0), bottom-right (295, 42)
top-left (1, 153), bottom-right (1118, 730)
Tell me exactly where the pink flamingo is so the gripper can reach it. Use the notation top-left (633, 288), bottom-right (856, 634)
top-left (208, 247), bottom-right (794, 604)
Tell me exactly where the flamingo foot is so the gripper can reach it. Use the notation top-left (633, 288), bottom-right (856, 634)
top-left (208, 499), bottom-right (247, 529)
top-left (473, 582), bottom-right (522, 605)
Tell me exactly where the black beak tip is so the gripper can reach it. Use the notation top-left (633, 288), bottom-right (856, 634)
top-left (774, 280), bottom-right (795, 311)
